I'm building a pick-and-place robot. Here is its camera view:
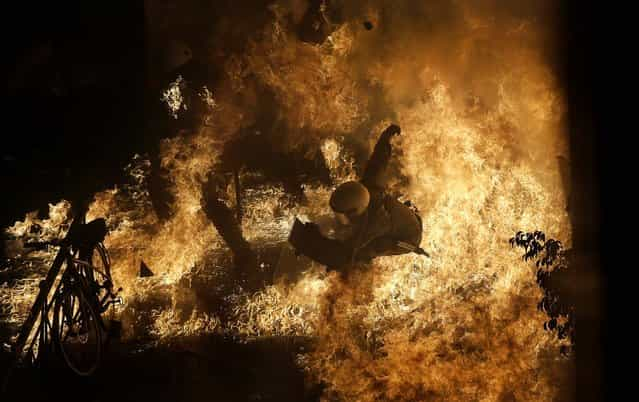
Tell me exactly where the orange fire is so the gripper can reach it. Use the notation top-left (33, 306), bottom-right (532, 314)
top-left (3, 1), bottom-right (571, 400)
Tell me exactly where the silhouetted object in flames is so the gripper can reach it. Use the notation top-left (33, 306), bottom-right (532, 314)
top-left (289, 124), bottom-right (428, 271)
top-left (139, 260), bottom-right (154, 277)
top-left (510, 230), bottom-right (575, 355)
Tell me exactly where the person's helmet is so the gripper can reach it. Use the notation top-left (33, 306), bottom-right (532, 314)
top-left (329, 181), bottom-right (370, 217)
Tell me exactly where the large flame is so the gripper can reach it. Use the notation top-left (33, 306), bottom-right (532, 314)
top-left (2, 1), bottom-right (572, 400)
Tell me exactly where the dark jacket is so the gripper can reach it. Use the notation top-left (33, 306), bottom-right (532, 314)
top-left (289, 126), bottom-right (424, 269)
top-left (348, 126), bottom-right (423, 262)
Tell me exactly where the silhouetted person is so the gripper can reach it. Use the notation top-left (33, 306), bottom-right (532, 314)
top-left (289, 124), bottom-right (427, 271)
top-left (202, 172), bottom-right (260, 292)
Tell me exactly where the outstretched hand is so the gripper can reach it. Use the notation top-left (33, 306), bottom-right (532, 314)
top-left (381, 124), bottom-right (401, 140)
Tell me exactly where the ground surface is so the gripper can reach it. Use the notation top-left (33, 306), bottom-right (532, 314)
top-left (1, 334), bottom-right (320, 402)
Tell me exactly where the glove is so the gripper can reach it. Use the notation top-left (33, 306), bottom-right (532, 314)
top-left (383, 124), bottom-right (401, 136)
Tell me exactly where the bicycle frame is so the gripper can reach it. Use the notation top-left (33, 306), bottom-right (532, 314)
top-left (68, 259), bottom-right (109, 330)
top-left (2, 239), bottom-right (116, 393)
top-left (1, 243), bottom-right (69, 393)
top-left (13, 244), bottom-right (71, 364)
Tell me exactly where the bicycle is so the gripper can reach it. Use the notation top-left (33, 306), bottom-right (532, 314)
top-left (2, 217), bottom-right (122, 391)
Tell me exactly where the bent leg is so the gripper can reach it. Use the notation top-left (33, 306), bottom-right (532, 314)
top-left (203, 189), bottom-right (259, 290)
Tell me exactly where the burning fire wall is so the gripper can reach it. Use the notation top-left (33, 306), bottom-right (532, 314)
top-left (2, 1), bottom-right (577, 401)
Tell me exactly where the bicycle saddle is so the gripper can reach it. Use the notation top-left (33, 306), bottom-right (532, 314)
top-left (66, 218), bottom-right (108, 250)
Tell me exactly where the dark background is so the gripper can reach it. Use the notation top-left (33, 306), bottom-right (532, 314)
top-left (3, 2), bottom-right (147, 228)
top-left (2, 0), bottom-right (613, 400)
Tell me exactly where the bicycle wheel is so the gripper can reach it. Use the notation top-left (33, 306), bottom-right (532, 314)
top-left (11, 245), bottom-right (71, 367)
top-left (80, 243), bottom-right (113, 312)
top-left (21, 322), bottom-right (52, 369)
top-left (52, 286), bottom-right (102, 376)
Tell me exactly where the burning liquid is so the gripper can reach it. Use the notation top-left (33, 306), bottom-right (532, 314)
top-left (2, 1), bottom-right (571, 400)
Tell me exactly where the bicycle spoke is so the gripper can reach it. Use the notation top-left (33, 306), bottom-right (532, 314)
top-left (14, 221), bottom-right (113, 377)
top-left (63, 303), bottom-right (80, 341)
top-left (72, 302), bottom-right (82, 324)
top-left (62, 326), bottom-right (72, 343)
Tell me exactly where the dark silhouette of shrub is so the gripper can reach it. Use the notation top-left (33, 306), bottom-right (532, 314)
top-left (510, 231), bottom-right (575, 355)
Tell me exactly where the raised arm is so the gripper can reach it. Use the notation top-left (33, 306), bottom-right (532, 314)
top-left (361, 124), bottom-right (401, 192)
